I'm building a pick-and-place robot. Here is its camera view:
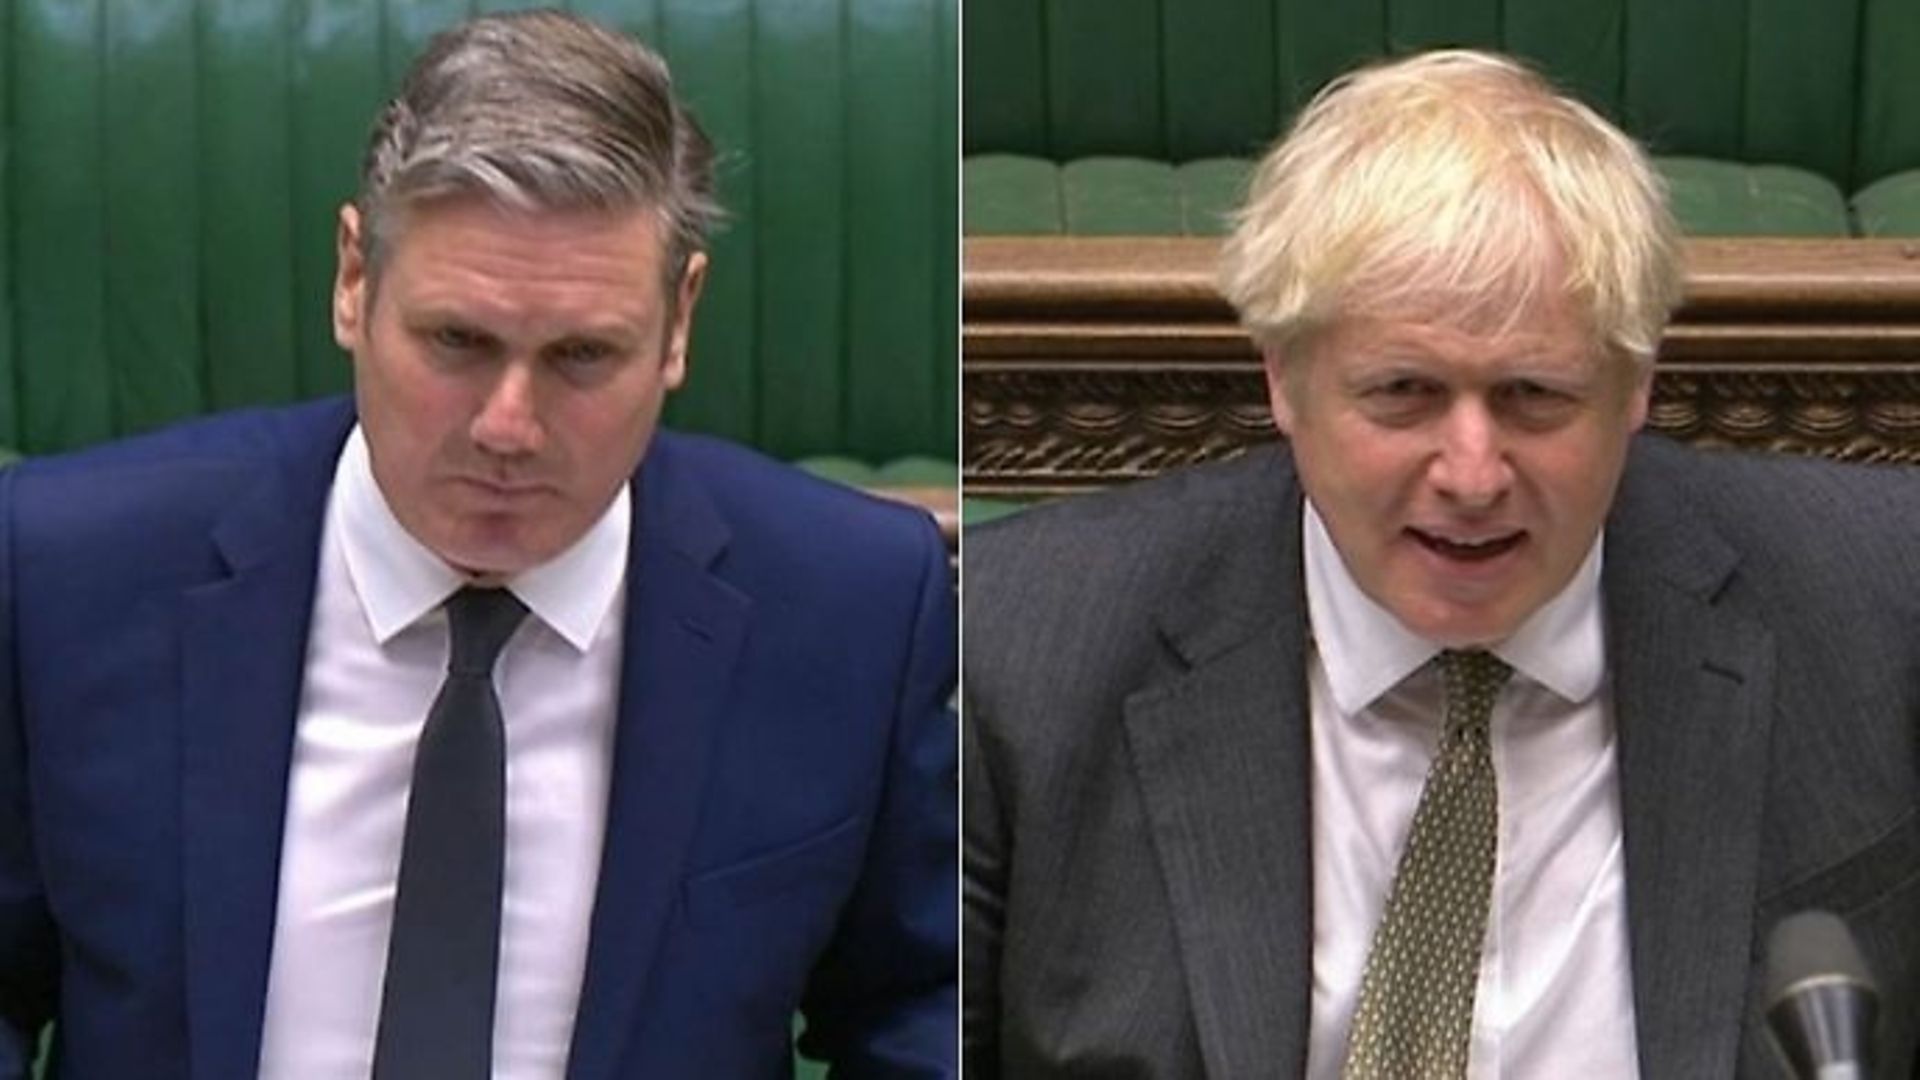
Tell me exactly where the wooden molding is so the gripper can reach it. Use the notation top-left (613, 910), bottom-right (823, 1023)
top-left (964, 236), bottom-right (1920, 496)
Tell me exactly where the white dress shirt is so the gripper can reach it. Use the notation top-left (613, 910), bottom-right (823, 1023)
top-left (256, 426), bottom-right (628, 1079)
top-left (1300, 500), bottom-right (1641, 1079)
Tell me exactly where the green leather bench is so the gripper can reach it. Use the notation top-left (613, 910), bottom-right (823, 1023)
top-left (964, 154), bottom-right (1873, 237)
top-left (1, 0), bottom-right (956, 477)
top-left (962, 0), bottom-right (1920, 237)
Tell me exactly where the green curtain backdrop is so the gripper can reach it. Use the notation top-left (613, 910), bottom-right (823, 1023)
top-left (2, 0), bottom-right (958, 465)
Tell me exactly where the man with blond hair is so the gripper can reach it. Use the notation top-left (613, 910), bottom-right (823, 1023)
top-left (965, 50), bottom-right (1918, 1078)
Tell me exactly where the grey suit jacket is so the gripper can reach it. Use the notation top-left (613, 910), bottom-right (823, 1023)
top-left (963, 437), bottom-right (1920, 1079)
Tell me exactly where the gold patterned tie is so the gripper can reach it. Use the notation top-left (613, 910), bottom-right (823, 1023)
top-left (1342, 649), bottom-right (1512, 1079)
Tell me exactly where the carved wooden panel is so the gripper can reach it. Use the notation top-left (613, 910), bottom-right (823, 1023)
top-left (964, 237), bottom-right (1920, 496)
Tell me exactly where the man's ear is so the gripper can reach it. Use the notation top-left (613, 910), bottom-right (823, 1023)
top-left (663, 250), bottom-right (708, 391)
top-left (1624, 359), bottom-right (1653, 432)
top-left (332, 204), bottom-right (367, 352)
top-left (1262, 344), bottom-right (1298, 436)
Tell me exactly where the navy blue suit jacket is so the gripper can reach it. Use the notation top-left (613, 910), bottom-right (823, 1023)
top-left (0, 397), bottom-right (957, 1078)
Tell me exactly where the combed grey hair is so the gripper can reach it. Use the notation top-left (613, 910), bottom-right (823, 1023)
top-left (355, 9), bottom-right (722, 290)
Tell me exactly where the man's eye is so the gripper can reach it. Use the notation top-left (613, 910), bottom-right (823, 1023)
top-left (432, 326), bottom-right (488, 351)
top-left (1355, 377), bottom-right (1443, 424)
top-left (1497, 380), bottom-right (1574, 407)
top-left (1368, 377), bottom-right (1438, 398)
top-left (1496, 380), bottom-right (1581, 427)
top-left (551, 341), bottom-right (620, 371)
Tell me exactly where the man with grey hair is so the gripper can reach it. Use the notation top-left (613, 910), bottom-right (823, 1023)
top-left (965, 49), bottom-right (1918, 1078)
top-left (0, 10), bottom-right (954, 1079)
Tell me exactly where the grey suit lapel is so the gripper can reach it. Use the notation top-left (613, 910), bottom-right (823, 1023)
top-left (1604, 442), bottom-right (1776, 1080)
top-left (1122, 449), bottom-right (1315, 1078)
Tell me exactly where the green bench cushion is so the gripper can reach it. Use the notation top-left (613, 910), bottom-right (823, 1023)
top-left (964, 155), bottom-right (1065, 234)
top-left (1852, 170), bottom-right (1920, 236)
top-left (1654, 157), bottom-right (1851, 236)
top-left (796, 455), bottom-right (955, 489)
top-left (965, 154), bottom-right (1854, 237)
top-left (966, 155), bottom-right (1252, 236)
top-left (961, 497), bottom-right (1032, 527)
top-left (961, 0), bottom-right (1920, 194)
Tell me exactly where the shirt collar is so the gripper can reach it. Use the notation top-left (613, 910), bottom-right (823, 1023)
top-left (1301, 498), bottom-right (1605, 714)
top-left (334, 424), bottom-right (630, 651)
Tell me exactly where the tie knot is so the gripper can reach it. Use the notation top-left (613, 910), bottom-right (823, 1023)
top-left (445, 587), bottom-right (527, 676)
top-left (1438, 649), bottom-right (1511, 736)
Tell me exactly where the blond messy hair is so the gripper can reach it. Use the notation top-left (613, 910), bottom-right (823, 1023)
top-left (1219, 49), bottom-right (1683, 366)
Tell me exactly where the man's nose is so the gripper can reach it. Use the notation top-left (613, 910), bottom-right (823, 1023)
top-left (1429, 400), bottom-right (1512, 509)
top-left (470, 363), bottom-right (545, 457)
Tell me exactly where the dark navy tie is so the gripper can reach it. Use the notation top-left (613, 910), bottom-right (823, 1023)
top-left (372, 586), bottom-right (527, 1080)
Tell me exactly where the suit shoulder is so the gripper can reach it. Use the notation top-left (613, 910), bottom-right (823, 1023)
top-left (965, 446), bottom-right (1293, 609)
top-left (1639, 434), bottom-right (1920, 493)
top-left (1626, 437), bottom-right (1920, 612)
top-left (963, 447), bottom-right (1297, 706)
top-left (649, 431), bottom-right (947, 578)
top-left (5, 399), bottom-right (349, 535)
top-left (10, 398), bottom-right (347, 488)
top-left (1637, 438), bottom-right (1920, 548)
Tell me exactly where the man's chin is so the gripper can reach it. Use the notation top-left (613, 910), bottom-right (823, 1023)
top-left (422, 512), bottom-right (591, 582)
top-left (1376, 562), bottom-right (1556, 647)
top-left (1388, 595), bottom-right (1529, 649)
top-left (431, 535), bottom-right (548, 584)
top-left (450, 564), bottom-right (516, 587)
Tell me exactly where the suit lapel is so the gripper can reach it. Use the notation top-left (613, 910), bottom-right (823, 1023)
top-left (1604, 444), bottom-right (1775, 1080)
top-left (567, 439), bottom-right (750, 1080)
top-left (178, 407), bottom-right (346, 1080)
top-left (1122, 450), bottom-right (1315, 1078)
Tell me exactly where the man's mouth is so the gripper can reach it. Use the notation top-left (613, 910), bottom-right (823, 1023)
top-left (456, 476), bottom-right (552, 496)
top-left (1408, 527), bottom-right (1525, 562)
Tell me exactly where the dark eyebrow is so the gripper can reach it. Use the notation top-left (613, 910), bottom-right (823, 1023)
top-left (546, 327), bottom-right (641, 351)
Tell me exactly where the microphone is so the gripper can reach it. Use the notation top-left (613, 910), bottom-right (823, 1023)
top-left (1765, 910), bottom-right (1879, 1080)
